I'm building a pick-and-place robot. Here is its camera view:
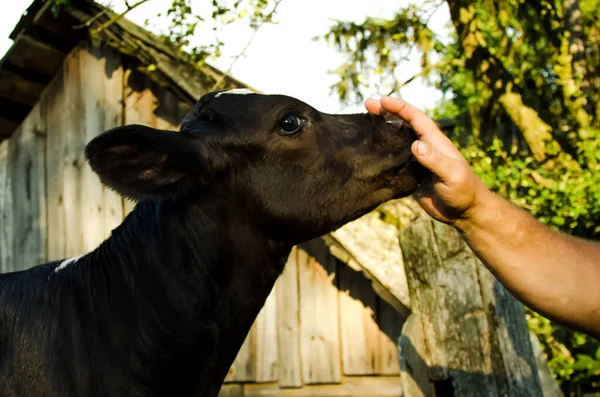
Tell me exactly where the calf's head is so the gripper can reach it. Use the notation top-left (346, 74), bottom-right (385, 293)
top-left (85, 89), bottom-right (425, 244)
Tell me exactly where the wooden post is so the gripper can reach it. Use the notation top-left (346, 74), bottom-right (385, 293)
top-left (397, 216), bottom-right (544, 397)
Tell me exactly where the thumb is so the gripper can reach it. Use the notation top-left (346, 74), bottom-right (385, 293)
top-left (411, 141), bottom-right (455, 183)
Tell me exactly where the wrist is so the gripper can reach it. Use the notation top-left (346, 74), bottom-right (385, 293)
top-left (454, 183), bottom-right (496, 234)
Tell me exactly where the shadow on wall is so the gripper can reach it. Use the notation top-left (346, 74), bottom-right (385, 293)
top-left (299, 237), bottom-right (406, 346)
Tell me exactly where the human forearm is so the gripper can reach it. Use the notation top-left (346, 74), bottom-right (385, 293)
top-left (366, 96), bottom-right (600, 338)
top-left (456, 190), bottom-right (600, 337)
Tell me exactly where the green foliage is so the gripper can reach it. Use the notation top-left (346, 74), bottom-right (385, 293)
top-left (527, 309), bottom-right (600, 393)
top-left (319, 1), bottom-right (443, 104)
top-left (159, 0), bottom-right (279, 64)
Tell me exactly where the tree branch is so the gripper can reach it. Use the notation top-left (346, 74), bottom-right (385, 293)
top-left (386, 58), bottom-right (452, 96)
top-left (210, 0), bottom-right (286, 91)
top-left (91, 0), bottom-right (151, 35)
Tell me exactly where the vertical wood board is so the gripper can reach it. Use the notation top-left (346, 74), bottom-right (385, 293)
top-left (377, 298), bottom-right (404, 375)
top-left (79, 43), bottom-right (124, 253)
top-left (338, 264), bottom-right (380, 375)
top-left (255, 285), bottom-right (279, 383)
top-left (298, 239), bottom-right (341, 384)
top-left (0, 139), bottom-right (13, 272)
top-left (45, 45), bottom-right (124, 261)
top-left (276, 247), bottom-right (303, 387)
top-left (8, 102), bottom-right (47, 270)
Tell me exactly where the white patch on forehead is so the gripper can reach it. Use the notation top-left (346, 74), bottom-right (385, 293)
top-left (214, 88), bottom-right (257, 97)
top-left (54, 254), bottom-right (85, 273)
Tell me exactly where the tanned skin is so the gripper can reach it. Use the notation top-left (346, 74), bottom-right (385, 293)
top-left (366, 96), bottom-right (600, 340)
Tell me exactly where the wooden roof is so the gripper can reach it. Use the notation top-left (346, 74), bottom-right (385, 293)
top-left (0, 0), bottom-right (253, 140)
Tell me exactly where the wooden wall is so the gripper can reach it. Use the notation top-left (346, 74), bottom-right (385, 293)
top-left (0, 42), bottom-right (405, 397)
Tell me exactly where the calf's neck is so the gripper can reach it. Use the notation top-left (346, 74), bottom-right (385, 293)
top-left (0, 90), bottom-right (424, 397)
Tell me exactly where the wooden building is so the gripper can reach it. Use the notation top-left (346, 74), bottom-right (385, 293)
top-left (0, 1), bottom-right (412, 396)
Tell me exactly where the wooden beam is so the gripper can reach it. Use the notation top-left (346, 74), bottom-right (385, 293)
top-left (25, 25), bottom-right (79, 55)
top-left (3, 33), bottom-right (66, 79)
top-left (0, 97), bottom-right (32, 122)
top-left (338, 264), bottom-right (381, 376)
top-left (32, 3), bottom-right (80, 42)
top-left (276, 247), bottom-right (303, 387)
top-left (0, 69), bottom-right (46, 107)
top-left (298, 240), bottom-right (342, 385)
top-left (0, 117), bottom-right (20, 139)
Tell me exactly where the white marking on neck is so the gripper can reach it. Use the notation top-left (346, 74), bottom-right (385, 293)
top-left (55, 254), bottom-right (85, 273)
top-left (214, 88), bottom-right (257, 97)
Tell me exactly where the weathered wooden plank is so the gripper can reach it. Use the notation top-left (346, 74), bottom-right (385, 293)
top-left (226, 288), bottom-right (278, 384)
top-left (44, 48), bottom-right (83, 261)
top-left (0, 117), bottom-right (20, 139)
top-left (327, 197), bottom-right (421, 315)
top-left (255, 284), bottom-right (279, 383)
top-left (338, 264), bottom-right (380, 376)
top-left (244, 376), bottom-right (403, 396)
top-left (0, 97), bottom-right (32, 123)
top-left (79, 42), bottom-right (124, 252)
top-left (45, 45), bottom-right (125, 260)
top-left (8, 102), bottom-right (47, 270)
top-left (0, 69), bottom-right (46, 107)
top-left (0, 139), bottom-right (13, 272)
top-left (218, 384), bottom-right (244, 397)
top-left (377, 298), bottom-right (404, 376)
top-left (4, 33), bottom-right (66, 79)
top-left (298, 239), bottom-right (341, 384)
top-left (398, 216), bottom-right (543, 396)
top-left (276, 247), bottom-right (303, 387)
top-left (226, 326), bottom-right (257, 383)
top-left (398, 313), bottom-right (434, 397)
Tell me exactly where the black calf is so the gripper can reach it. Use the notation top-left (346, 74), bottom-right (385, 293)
top-left (0, 90), bottom-right (424, 397)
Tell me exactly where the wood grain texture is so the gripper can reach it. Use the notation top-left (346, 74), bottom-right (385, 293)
top-left (276, 247), bottom-right (303, 388)
top-left (225, 326), bottom-right (256, 383)
top-left (255, 285), bottom-right (279, 383)
top-left (398, 216), bottom-right (543, 397)
top-left (218, 384), bottom-right (244, 397)
top-left (0, 139), bottom-right (13, 272)
top-left (338, 264), bottom-right (380, 376)
top-left (44, 45), bottom-right (125, 261)
top-left (398, 313), bottom-right (434, 397)
top-left (80, 43), bottom-right (125, 253)
top-left (298, 239), bottom-right (341, 384)
top-left (8, 102), bottom-right (47, 271)
top-left (44, 48), bottom-right (84, 261)
top-left (226, 280), bottom-right (279, 384)
top-left (377, 298), bottom-right (404, 376)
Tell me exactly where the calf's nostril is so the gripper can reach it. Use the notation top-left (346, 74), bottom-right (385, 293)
top-left (383, 113), bottom-right (404, 129)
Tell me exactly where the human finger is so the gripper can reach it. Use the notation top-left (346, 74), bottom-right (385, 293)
top-left (411, 140), bottom-right (460, 185)
top-left (364, 98), bottom-right (384, 115)
top-left (379, 96), bottom-right (457, 151)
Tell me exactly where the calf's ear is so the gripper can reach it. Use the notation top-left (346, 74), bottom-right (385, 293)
top-left (85, 124), bottom-right (218, 200)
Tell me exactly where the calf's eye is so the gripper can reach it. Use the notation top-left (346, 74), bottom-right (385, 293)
top-left (279, 113), bottom-right (306, 135)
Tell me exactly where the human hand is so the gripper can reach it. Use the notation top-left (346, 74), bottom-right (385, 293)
top-left (365, 96), bottom-right (491, 226)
